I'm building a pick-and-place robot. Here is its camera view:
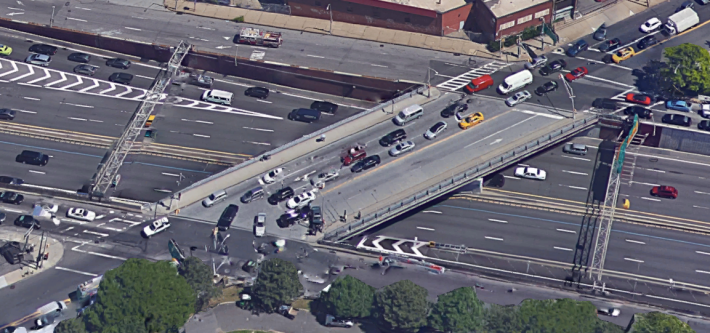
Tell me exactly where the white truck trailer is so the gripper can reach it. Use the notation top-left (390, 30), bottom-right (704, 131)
top-left (665, 8), bottom-right (699, 35)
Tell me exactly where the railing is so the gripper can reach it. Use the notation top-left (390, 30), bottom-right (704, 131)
top-left (323, 115), bottom-right (600, 242)
top-left (168, 85), bottom-right (427, 201)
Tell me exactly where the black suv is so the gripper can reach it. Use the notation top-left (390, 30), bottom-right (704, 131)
top-left (15, 215), bottom-right (39, 229)
top-left (67, 52), bottom-right (91, 63)
top-left (566, 40), bottom-right (589, 57)
top-left (535, 81), bottom-right (558, 96)
top-left (592, 98), bottom-right (619, 110)
top-left (351, 155), bottom-right (381, 173)
top-left (662, 114), bottom-right (691, 127)
top-left (217, 204), bottom-right (239, 231)
top-left (109, 73), bottom-right (133, 85)
top-left (1, 191), bottom-right (24, 205)
top-left (269, 186), bottom-right (295, 204)
top-left (637, 35), bottom-right (658, 50)
top-left (105, 58), bottom-right (131, 69)
top-left (0, 176), bottom-right (23, 185)
top-left (380, 129), bottom-right (407, 147)
top-left (623, 106), bottom-right (652, 119)
top-left (16, 150), bottom-right (49, 166)
top-left (29, 44), bottom-right (58, 55)
top-left (0, 108), bottom-right (16, 120)
top-left (539, 59), bottom-right (567, 76)
top-left (310, 101), bottom-right (338, 114)
top-left (440, 102), bottom-right (468, 118)
top-left (245, 87), bottom-right (269, 99)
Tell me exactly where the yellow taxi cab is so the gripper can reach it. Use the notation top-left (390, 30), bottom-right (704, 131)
top-left (144, 115), bottom-right (156, 127)
top-left (459, 112), bottom-right (484, 130)
top-left (0, 44), bottom-right (12, 56)
top-left (612, 47), bottom-right (635, 64)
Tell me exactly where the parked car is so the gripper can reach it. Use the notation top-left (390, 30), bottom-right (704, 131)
top-left (665, 100), bottom-right (692, 112)
top-left (67, 52), bottom-right (91, 63)
top-left (424, 121), bottom-right (447, 139)
top-left (286, 190), bottom-right (317, 209)
top-left (245, 87), bottom-right (269, 99)
top-left (389, 140), bottom-right (415, 157)
top-left (598, 38), bottom-right (621, 52)
top-left (637, 35), bottom-right (658, 49)
top-left (325, 314), bottom-right (354, 328)
top-left (640, 17), bottom-right (662, 33)
top-left (623, 106), bottom-right (652, 119)
top-left (625, 93), bottom-right (652, 106)
top-left (254, 213), bottom-right (266, 237)
top-left (677, 0), bottom-right (694, 11)
top-left (269, 186), bottom-right (294, 204)
top-left (342, 145), bottom-right (366, 165)
top-left (699, 120), bottom-right (710, 131)
top-left (142, 217), bottom-right (170, 237)
top-left (565, 67), bottom-right (588, 81)
top-left (351, 155), bottom-right (381, 173)
top-left (662, 114), bottom-right (691, 126)
top-left (14, 215), bottom-right (39, 229)
top-left (379, 129), bottom-right (406, 147)
top-left (440, 102), bottom-right (468, 118)
top-left (563, 143), bottom-right (588, 155)
top-left (0, 108), bottom-right (16, 120)
top-left (105, 58), bottom-right (131, 69)
top-left (458, 112), bottom-right (484, 130)
top-left (514, 167), bottom-right (547, 180)
top-left (25, 54), bottom-right (51, 67)
top-left (612, 47), bottom-right (635, 64)
top-left (593, 24), bottom-right (607, 41)
top-left (108, 73), bottom-right (133, 85)
top-left (651, 185), bottom-right (678, 198)
top-left (310, 101), bottom-right (338, 114)
top-left (566, 40), bottom-right (589, 57)
top-left (592, 98), bottom-right (619, 110)
top-left (29, 44), bottom-right (57, 55)
top-left (189, 74), bottom-right (214, 88)
top-left (73, 64), bottom-right (98, 76)
top-left (262, 167), bottom-right (284, 184)
top-left (598, 308), bottom-right (621, 317)
top-left (311, 169), bottom-right (339, 185)
top-left (539, 59), bottom-right (567, 76)
top-left (66, 208), bottom-right (96, 221)
top-left (505, 90), bottom-right (531, 106)
top-left (217, 204), bottom-right (239, 231)
top-left (0, 176), bottom-right (23, 185)
top-left (535, 81), bottom-right (558, 96)
top-left (0, 191), bottom-right (23, 204)
top-left (524, 55), bottom-right (548, 70)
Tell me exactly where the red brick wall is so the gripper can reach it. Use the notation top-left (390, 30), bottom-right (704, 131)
top-left (440, 3), bottom-right (473, 35)
top-left (466, 0), bottom-right (551, 41)
top-left (494, 1), bottom-right (552, 38)
top-left (288, 0), bottom-right (471, 35)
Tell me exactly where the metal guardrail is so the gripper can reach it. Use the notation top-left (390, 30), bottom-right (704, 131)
top-left (173, 85), bottom-right (427, 196)
top-left (323, 115), bottom-right (600, 242)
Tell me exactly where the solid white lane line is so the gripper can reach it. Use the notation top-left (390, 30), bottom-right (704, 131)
top-left (625, 239), bottom-right (646, 245)
top-left (696, 251), bottom-right (710, 256)
top-left (87, 251), bottom-right (126, 260)
top-left (28, 170), bottom-right (45, 174)
top-left (562, 155), bottom-right (590, 162)
top-left (4, 208), bottom-right (22, 213)
top-left (307, 55), bottom-right (325, 58)
top-left (246, 141), bottom-right (271, 146)
top-left (89, 119), bottom-right (103, 123)
top-left (243, 126), bottom-right (274, 132)
top-left (195, 120), bottom-right (214, 124)
top-left (556, 228), bottom-right (576, 234)
top-left (624, 258), bottom-right (644, 263)
top-left (15, 109), bottom-right (36, 114)
top-left (162, 172), bottom-right (179, 177)
top-left (562, 185), bottom-right (587, 190)
top-left (641, 197), bottom-right (661, 202)
top-left (518, 163), bottom-right (529, 167)
top-left (83, 230), bottom-right (109, 237)
top-left (124, 27), bottom-right (142, 31)
top-left (485, 236), bottom-right (504, 241)
top-left (416, 226), bottom-right (435, 231)
top-left (193, 134), bottom-right (211, 138)
top-left (423, 210), bottom-right (442, 214)
top-left (503, 175), bottom-right (520, 179)
top-left (632, 181), bottom-right (660, 187)
top-left (55, 267), bottom-right (97, 276)
top-left (67, 17), bottom-right (87, 22)
top-left (554, 246), bottom-right (573, 251)
top-left (23, 97), bottom-right (40, 101)
top-left (694, 191), bottom-right (710, 195)
top-left (75, 7), bottom-right (91, 10)
top-left (694, 205), bottom-right (709, 209)
top-left (646, 169), bottom-right (665, 173)
top-left (488, 219), bottom-right (508, 223)
top-left (371, 64), bottom-right (388, 68)
top-left (696, 270), bottom-right (710, 275)
top-left (135, 75), bottom-right (154, 80)
top-left (562, 170), bottom-right (588, 176)
top-left (256, 99), bottom-right (272, 104)
top-left (69, 117), bottom-right (87, 121)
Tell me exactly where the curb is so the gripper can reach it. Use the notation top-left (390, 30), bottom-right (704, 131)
top-left (0, 230), bottom-right (65, 290)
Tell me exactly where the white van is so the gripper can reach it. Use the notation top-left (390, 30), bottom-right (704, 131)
top-left (393, 104), bottom-right (423, 125)
top-left (200, 89), bottom-right (233, 105)
top-left (37, 300), bottom-right (67, 315)
top-left (498, 70), bottom-right (533, 95)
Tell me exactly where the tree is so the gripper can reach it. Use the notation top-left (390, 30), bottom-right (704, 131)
top-left (428, 287), bottom-right (485, 333)
top-left (661, 43), bottom-right (710, 94)
top-left (483, 304), bottom-right (522, 333)
top-left (54, 318), bottom-right (87, 333)
top-left (99, 317), bottom-right (148, 333)
top-left (374, 280), bottom-right (429, 333)
top-left (629, 312), bottom-right (695, 333)
top-left (84, 258), bottom-right (195, 333)
top-left (179, 256), bottom-right (222, 312)
top-left (252, 258), bottom-right (303, 313)
top-left (320, 275), bottom-right (375, 319)
top-left (516, 299), bottom-right (621, 333)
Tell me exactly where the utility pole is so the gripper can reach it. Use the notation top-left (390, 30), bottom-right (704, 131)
top-left (559, 73), bottom-right (576, 120)
top-left (326, 4), bottom-right (333, 35)
top-left (50, 6), bottom-right (55, 27)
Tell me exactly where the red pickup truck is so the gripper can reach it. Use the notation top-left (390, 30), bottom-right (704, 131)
top-left (342, 146), bottom-right (366, 166)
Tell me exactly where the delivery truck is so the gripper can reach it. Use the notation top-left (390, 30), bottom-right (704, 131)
top-left (665, 8), bottom-right (699, 35)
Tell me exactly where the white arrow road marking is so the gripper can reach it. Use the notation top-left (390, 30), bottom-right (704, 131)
top-left (7, 12), bottom-right (23, 16)
top-left (27, 68), bottom-right (50, 84)
top-left (489, 138), bottom-right (503, 145)
top-left (79, 79), bottom-right (100, 92)
top-left (83, 230), bottom-right (109, 237)
top-left (100, 83), bottom-right (116, 94)
top-left (44, 71), bottom-right (66, 86)
top-left (56, 267), bottom-right (97, 276)
top-left (9, 63), bottom-right (32, 81)
top-left (59, 76), bottom-right (84, 90)
top-left (216, 45), bottom-right (231, 49)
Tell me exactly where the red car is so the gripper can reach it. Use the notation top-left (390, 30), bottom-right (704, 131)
top-left (342, 145), bottom-right (366, 166)
top-left (625, 93), bottom-right (652, 106)
top-left (651, 185), bottom-right (678, 199)
top-left (565, 66), bottom-right (588, 81)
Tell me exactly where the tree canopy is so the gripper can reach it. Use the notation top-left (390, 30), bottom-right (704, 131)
top-left (428, 287), bottom-right (485, 333)
top-left (54, 318), bottom-right (87, 333)
top-left (84, 258), bottom-right (195, 333)
top-left (629, 312), bottom-right (695, 333)
top-left (374, 280), bottom-right (429, 333)
top-left (320, 275), bottom-right (375, 319)
top-left (252, 258), bottom-right (303, 313)
top-left (661, 43), bottom-right (710, 94)
top-left (179, 256), bottom-right (222, 312)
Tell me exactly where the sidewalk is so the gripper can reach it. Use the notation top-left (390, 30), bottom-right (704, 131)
top-left (0, 228), bottom-right (65, 290)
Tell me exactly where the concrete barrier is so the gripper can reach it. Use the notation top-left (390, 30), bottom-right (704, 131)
top-left (0, 18), bottom-right (416, 101)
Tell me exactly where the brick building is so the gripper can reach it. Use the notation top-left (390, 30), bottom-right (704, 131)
top-left (467, 0), bottom-right (553, 41)
top-left (287, 0), bottom-right (473, 36)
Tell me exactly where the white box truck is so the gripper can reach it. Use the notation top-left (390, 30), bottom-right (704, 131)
top-left (665, 8), bottom-right (699, 35)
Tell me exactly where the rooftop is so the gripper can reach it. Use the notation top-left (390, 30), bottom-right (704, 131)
top-left (344, 0), bottom-right (469, 16)
top-left (483, 0), bottom-right (550, 18)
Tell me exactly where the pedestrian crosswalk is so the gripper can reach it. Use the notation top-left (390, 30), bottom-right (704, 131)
top-left (436, 61), bottom-right (510, 91)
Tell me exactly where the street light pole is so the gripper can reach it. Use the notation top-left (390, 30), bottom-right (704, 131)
top-left (326, 4), bottom-right (333, 35)
top-left (50, 6), bottom-right (55, 27)
top-left (559, 73), bottom-right (576, 120)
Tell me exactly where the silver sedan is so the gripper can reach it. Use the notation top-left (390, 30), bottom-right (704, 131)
top-left (505, 90), bottom-right (531, 107)
top-left (389, 141), bottom-right (416, 157)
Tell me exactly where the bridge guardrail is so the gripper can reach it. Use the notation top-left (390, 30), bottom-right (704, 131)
top-left (323, 115), bottom-right (599, 242)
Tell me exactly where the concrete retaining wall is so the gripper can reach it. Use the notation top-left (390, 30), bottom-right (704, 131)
top-left (658, 126), bottom-right (710, 155)
top-left (0, 18), bottom-right (416, 101)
